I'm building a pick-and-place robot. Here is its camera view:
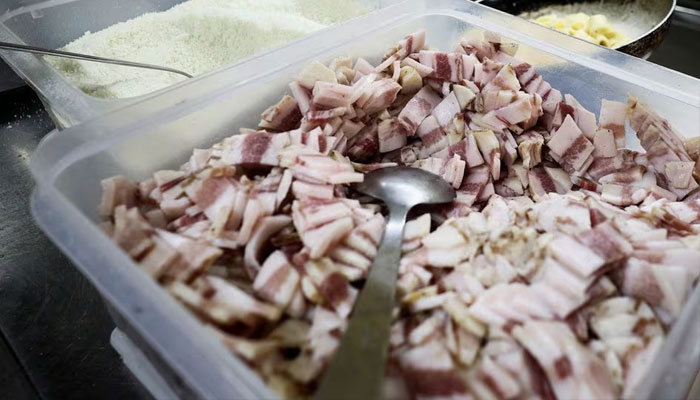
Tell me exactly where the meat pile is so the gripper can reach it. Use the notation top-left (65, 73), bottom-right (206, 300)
top-left (97, 30), bottom-right (700, 399)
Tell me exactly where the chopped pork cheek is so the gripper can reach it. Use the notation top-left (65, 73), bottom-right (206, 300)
top-left (97, 30), bottom-right (700, 399)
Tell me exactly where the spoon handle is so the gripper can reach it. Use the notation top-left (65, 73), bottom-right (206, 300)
top-left (0, 41), bottom-right (193, 78)
top-left (314, 206), bottom-right (409, 400)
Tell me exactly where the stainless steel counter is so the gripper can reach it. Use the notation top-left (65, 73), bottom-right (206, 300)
top-left (0, 5), bottom-right (698, 399)
top-left (0, 87), bottom-right (151, 399)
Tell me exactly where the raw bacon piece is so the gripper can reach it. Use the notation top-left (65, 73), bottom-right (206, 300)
top-left (401, 221), bottom-right (471, 268)
top-left (312, 82), bottom-right (354, 108)
top-left (330, 214), bottom-right (384, 275)
top-left (665, 161), bottom-right (695, 189)
top-left (298, 61), bottom-right (337, 88)
top-left (384, 29), bottom-right (426, 62)
top-left (528, 167), bottom-right (568, 197)
top-left (259, 95), bottom-right (302, 132)
top-left (548, 115), bottom-right (595, 175)
top-left (599, 166), bottom-right (646, 185)
top-left (586, 297), bottom-right (665, 398)
top-left (287, 151), bottom-right (363, 185)
top-left (346, 122), bottom-right (379, 161)
top-left (416, 115), bottom-right (448, 157)
top-left (628, 97), bottom-right (699, 198)
top-left (474, 58), bottom-right (504, 88)
top-left (253, 250), bottom-right (300, 309)
top-left (359, 78), bottom-right (402, 115)
top-left (482, 64), bottom-right (521, 92)
top-left (222, 131), bottom-right (290, 167)
top-left (98, 176), bottom-right (137, 217)
top-left (587, 149), bottom-right (641, 180)
top-left (473, 129), bottom-right (501, 180)
top-left (512, 320), bottom-right (616, 399)
top-left (478, 90), bottom-right (519, 114)
top-left (171, 275), bottom-right (280, 325)
top-left (480, 95), bottom-right (535, 130)
top-left (244, 215), bottom-right (292, 278)
top-left (186, 149), bottom-right (214, 174)
top-left (617, 257), bottom-right (695, 322)
top-left (452, 165), bottom-right (490, 209)
top-left (574, 221), bottom-right (632, 264)
top-left (433, 134), bottom-right (485, 168)
top-left (599, 99), bottom-right (626, 149)
top-left (549, 235), bottom-right (605, 278)
top-left (291, 198), bottom-right (356, 259)
top-left (397, 86), bottom-right (442, 134)
top-left (469, 283), bottom-right (555, 327)
top-left (453, 84), bottom-right (477, 110)
top-left (289, 81), bottom-right (312, 114)
top-left (378, 118), bottom-right (408, 153)
top-left (549, 101), bottom-right (575, 132)
top-left (564, 94), bottom-right (597, 140)
top-left (353, 57), bottom-right (375, 76)
top-left (306, 107), bottom-right (347, 122)
top-left (184, 176), bottom-right (237, 230)
top-left (401, 57), bottom-right (433, 78)
top-left (111, 205), bottom-right (154, 259)
top-left (398, 340), bottom-right (469, 399)
top-left (418, 50), bottom-right (462, 82)
top-left (533, 196), bottom-right (591, 235)
top-left (593, 128), bottom-right (617, 158)
top-left (431, 92), bottom-right (462, 129)
top-left (157, 229), bottom-right (222, 282)
top-left (516, 130), bottom-right (544, 169)
top-left (291, 180), bottom-right (334, 200)
top-left (412, 155), bottom-right (466, 189)
top-left (601, 184), bottom-right (649, 207)
top-left (402, 214), bottom-right (431, 253)
top-left (303, 258), bottom-right (358, 318)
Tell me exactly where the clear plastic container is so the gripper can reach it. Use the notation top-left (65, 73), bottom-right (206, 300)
top-left (29, 0), bottom-right (700, 398)
top-left (0, 0), bottom-right (400, 128)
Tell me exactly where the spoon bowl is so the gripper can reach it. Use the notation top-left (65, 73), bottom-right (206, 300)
top-left (356, 166), bottom-right (457, 208)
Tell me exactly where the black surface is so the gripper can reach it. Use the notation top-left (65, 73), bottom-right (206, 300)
top-left (647, 8), bottom-right (700, 79)
top-left (0, 87), bottom-right (150, 399)
top-left (0, 59), bottom-right (25, 92)
top-left (0, 5), bottom-right (698, 400)
top-left (0, 333), bottom-right (38, 400)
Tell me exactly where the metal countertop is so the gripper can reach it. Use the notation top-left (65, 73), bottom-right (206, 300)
top-left (0, 88), bottom-right (151, 399)
top-left (0, 6), bottom-right (699, 399)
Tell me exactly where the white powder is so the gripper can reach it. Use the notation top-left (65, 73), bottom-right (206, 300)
top-left (48, 0), bottom-right (370, 99)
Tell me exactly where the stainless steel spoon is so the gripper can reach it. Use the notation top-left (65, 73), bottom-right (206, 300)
top-left (315, 167), bottom-right (456, 400)
top-left (0, 41), bottom-right (193, 78)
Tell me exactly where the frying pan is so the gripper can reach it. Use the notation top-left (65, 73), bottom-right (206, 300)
top-left (475, 0), bottom-right (677, 58)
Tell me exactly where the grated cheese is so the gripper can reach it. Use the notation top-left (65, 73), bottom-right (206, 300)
top-left (48, 0), bottom-right (370, 99)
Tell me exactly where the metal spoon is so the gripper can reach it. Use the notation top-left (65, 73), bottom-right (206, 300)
top-left (0, 41), bottom-right (193, 78)
top-left (315, 167), bottom-right (456, 400)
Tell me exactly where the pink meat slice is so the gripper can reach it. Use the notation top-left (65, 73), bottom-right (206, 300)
top-left (244, 215), bottom-right (292, 279)
top-left (512, 320), bottom-right (616, 400)
top-left (433, 134), bottom-right (485, 168)
top-left (598, 99), bottom-right (626, 149)
top-left (259, 94), bottom-right (303, 132)
top-left (397, 86), bottom-right (442, 134)
top-left (548, 115), bottom-right (595, 174)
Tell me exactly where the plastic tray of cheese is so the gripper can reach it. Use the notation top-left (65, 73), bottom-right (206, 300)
top-left (29, 1), bottom-right (700, 399)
